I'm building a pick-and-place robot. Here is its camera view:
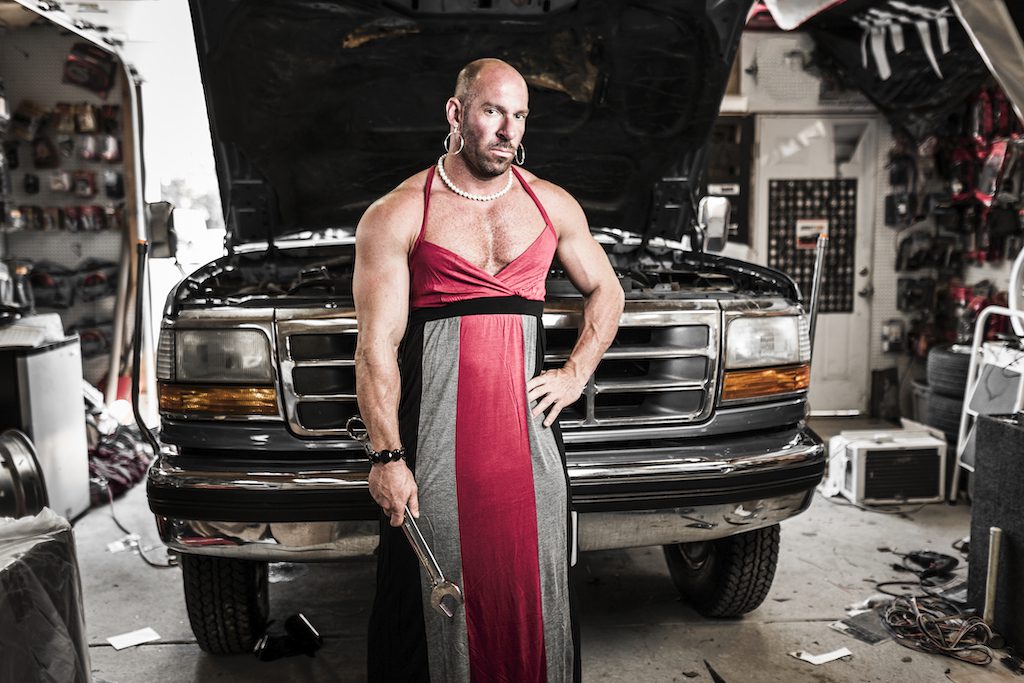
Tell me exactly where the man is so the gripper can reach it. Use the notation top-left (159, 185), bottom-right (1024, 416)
top-left (353, 58), bottom-right (623, 682)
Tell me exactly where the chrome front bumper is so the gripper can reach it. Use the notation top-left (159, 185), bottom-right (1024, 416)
top-left (155, 489), bottom-right (815, 561)
top-left (150, 426), bottom-right (824, 561)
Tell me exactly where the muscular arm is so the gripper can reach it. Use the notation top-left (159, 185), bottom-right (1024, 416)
top-left (527, 185), bottom-right (624, 426)
top-left (353, 192), bottom-right (418, 526)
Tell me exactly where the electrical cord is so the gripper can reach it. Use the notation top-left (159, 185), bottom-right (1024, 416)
top-left (101, 478), bottom-right (176, 569)
top-left (870, 544), bottom-right (991, 665)
top-left (883, 594), bottom-right (993, 666)
top-left (821, 493), bottom-right (929, 516)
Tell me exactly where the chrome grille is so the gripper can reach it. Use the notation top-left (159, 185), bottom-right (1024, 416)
top-left (542, 303), bottom-right (719, 428)
top-left (276, 304), bottom-right (720, 436)
top-left (277, 315), bottom-right (360, 437)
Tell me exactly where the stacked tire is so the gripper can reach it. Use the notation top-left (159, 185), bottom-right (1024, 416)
top-left (923, 345), bottom-right (971, 443)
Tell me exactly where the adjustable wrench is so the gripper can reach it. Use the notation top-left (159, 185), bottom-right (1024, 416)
top-left (402, 505), bottom-right (465, 618)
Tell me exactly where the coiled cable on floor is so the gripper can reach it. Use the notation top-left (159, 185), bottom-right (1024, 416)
top-left (883, 595), bottom-right (994, 666)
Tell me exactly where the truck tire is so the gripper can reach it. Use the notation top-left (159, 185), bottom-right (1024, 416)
top-left (662, 524), bottom-right (779, 617)
top-left (926, 345), bottom-right (971, 399)
top-left (180, 555), bottom-right (269, 655)
top-left (924, 390), bottom-right (964, 443)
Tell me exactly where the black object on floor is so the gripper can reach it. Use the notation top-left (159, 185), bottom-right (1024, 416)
top-left (969, 414), bottom-right (1024, 652)
top-left (253, 613), bottom-right (323, 661)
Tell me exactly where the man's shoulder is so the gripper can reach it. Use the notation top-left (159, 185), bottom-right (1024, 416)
top-left (516, 168), bottom-right (583, 220)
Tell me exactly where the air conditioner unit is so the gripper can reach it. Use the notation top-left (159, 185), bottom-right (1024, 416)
top-left (828, 429), bottom-right (947, 505)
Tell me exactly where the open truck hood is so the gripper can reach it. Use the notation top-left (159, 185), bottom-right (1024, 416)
top-left (188, 0), bottom-right (751, 249)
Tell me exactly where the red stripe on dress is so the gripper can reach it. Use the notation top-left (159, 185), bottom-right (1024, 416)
top-left (456, 314), bottom-right (548, 682)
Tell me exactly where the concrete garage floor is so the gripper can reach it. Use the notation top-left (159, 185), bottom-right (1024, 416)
top-left (75, 419), bottom-right (1006, 683)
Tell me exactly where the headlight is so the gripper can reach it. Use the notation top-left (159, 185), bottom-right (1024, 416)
top-left (725, 316), bottom-right (809, 369)
top-left (156, 327), bottom-right (175, 381)
top-left (174, 329), bottom-right (273, 383)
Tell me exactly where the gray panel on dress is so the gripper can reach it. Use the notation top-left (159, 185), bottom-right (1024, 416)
top-left (522, 314), bottom-right (575, 683)
top-left (416, 316), bottom-right (470, 682)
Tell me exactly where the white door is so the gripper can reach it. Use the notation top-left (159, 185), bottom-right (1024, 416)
top-left (752, 116), bottom-right (877, 414)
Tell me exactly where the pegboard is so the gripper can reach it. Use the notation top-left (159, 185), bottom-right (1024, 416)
top-left (1, 22), bottom-right (128, 386)
top-left (767, 178), bottom-right (857, 313)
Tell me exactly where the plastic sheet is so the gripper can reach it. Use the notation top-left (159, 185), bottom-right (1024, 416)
top-left (0, 507), bottom-right (90, 683)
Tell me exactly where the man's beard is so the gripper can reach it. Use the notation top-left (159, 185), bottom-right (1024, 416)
top-left (462, 129), bottom-right (514, 178)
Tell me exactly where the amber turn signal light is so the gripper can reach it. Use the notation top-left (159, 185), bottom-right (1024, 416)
top-left (720, 364), bottom-right (810, 402)
top-left (158, 384), bottom-right (279, 416)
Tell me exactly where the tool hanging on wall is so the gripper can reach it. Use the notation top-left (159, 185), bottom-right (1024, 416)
top-left (886, 150), bottom-right (918, 227)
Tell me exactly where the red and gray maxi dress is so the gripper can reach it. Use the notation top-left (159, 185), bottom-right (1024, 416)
top-left (367, 166), bottom-right (580, 682)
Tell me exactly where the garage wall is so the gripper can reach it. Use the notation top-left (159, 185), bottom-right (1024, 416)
top-left (737, 29), bottom-right (1022, 418)
top-left (737, 32), bottom-right (905, 407)
top-left (0, 22), bottom-right (125, 385)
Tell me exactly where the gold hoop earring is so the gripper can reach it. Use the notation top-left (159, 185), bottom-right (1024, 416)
top-left (515, 144), bottom-right (526, 165)
top-left (443, 131), bottom-right (465, 155)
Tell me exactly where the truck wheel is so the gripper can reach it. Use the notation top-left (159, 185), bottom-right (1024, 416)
top-left (926, 345), bottom-right (971, 399)
top-left (180, 555), bottom-right (269, 654)
top-left (663, 524), bottom-right (779, 617)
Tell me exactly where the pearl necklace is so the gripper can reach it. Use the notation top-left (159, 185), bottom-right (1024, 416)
top-left (436, 154), bottom-right (514, 202)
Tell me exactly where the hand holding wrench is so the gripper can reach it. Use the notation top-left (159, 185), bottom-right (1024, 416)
top-left (346, 416), bottom-right (463, 618)
top-left (402, 504), bottom-right (464, 618)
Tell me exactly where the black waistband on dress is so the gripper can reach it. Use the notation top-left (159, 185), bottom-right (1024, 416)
top-left (409, 296), bottom-right (544, 325)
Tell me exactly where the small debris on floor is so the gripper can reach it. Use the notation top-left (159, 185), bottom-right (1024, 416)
top-left (1001, 655), bottom-right (1024, 676)
top-left (105, 533), bottom-right (139, 554)
top-left (831, 609), bottom-right (891, 645)
top-left (789, 647), bottom-right (853, 666)
top-left (902, 656), bottom-right (913, 663)
top-left (681, 671), bottom-right (700, 679)
top-left (106, 627), bottom-right (160, 650)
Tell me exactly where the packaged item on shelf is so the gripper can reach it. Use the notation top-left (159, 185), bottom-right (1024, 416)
top-left (76, 259), bottom-right (119, 301)
top-left (79, 205), bottom-right (102, 231)
top-left (77, 133), bottom-right (97, 160)
top-left (3, 141), bottom-right (19, 170)
top-left (102, 170), bottom-right (123, 199)
top-left (72, 170), bottom-right (96, 198)
top-left (99, 135), bottom-right (120, 163)
top-left (5, 206), bottom-right (26, 231)
top-left (31, 137), bottom-right (59, 169)
top-left (48, 170), bottom-right (71, 192)
top-left (103, 205), bottom-right (123, 231)
top-left (63, 205), bottom-right (81, 232)
top-left (22, 173), bottom-right (39, 195)
top-left (19, 205), bottom-right (42, 231)
top-left (42, 207), bottom-right (62, 232)
top-left (11, 100), bottom-right (48, 142)
top-left (57, 135), bottom-right (74, 159)
top-left (76, 323), bottom-right (111, 358)
top-left (63, 43), bottom-right (118, 98)
top-left (74, 102), bottom-right (97, 133)
top-left (71, 317), bottom-right (115, 358)
top-left (30, 261), bottom-right (77, 308)
top-left (53, 102), bottom-right (76, 133)
top-left (99, 104), bottom-right (119, 134)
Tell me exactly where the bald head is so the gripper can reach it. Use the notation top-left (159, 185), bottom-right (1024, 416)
top-left (454, 58), bottom-right (527, 108)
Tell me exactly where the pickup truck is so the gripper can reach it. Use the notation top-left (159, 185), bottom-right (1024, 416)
top-left (148, 0), bottom-right (825, 654)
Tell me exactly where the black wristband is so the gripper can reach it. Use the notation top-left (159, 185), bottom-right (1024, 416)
top-left (367, 446), bottom-right (406, 464)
